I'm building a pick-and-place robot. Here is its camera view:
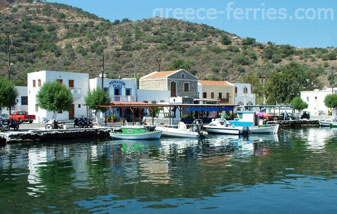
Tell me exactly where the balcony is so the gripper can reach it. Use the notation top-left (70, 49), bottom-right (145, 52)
top-left (111, 96), bottom-right (136, 102)
top-left (70, 88), bottom-right (81, 100)
top-left (235, 93), bottom-right (256, 98)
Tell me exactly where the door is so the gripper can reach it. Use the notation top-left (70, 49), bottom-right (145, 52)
top-left (69, 104), bottom-right (75, 119)
top-left (171, 82), bottom-right (176, 97)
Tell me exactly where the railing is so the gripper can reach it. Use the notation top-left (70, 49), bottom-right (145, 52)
top-left (218, 99), bottom-right (230, 104)
top-left (235, 93), bottom-right (256, 98)
top-left (111, 96), bottom-right (136, 102)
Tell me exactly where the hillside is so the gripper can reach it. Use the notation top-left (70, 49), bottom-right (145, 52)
top-left (0, 0), bottom-right (336, 85)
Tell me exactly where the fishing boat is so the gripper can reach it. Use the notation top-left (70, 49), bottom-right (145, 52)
top-left (319, 119), bottom-right (337, 128)
top-left (110, 126), bottom-right (162, 140)
top-left (248, 124), bottom-right (280, 134)
top-left (155, 122), bottom-right (208, 138)
top-left (229, 111), bottom-right (280, 134)
top-left (204, 119), bottom-right (247, 135)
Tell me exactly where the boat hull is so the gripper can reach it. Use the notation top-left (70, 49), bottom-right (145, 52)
top-left (249, 124), bottom-right (280, 134)
top-left (320, 121), bottom-right (337, 128)
top-left (155, 127), bottom-right (200, 138)
top-left (110, 131), bottom-right (162, 140)
top-left (204, 126), bottom-right (242, 135)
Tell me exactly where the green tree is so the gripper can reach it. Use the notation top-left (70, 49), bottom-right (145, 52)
top-left (324, 94), bottom-right (337, 109)
top-left (324, 94), bottom-right (337, 117)
top-left (220, 34), bottom-right (232, 45)
top-left (85, 88), bottom-right (110, 124)
top-left (36, 81), bottom-right (73, 118)
top-left (242, 73), bottom-right (263, 104)
top-left (290, 97), bottom-right (308, 113)
top-left (0, 78), bottom-right (18, 110)
top-left (169, 58), bottom-right (193, 71)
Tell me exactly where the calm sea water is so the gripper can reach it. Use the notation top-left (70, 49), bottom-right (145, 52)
top-left (1, 127), bottom-right (337, 214)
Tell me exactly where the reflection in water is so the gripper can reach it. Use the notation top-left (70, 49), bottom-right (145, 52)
top-left (0, 128), bottom-right (337, 213)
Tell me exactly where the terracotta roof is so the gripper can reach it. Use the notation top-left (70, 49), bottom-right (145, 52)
top-left (198, 80), bottom-right (232, 86)
top-left (143, 70), bottom-right (178, 79)
top-left (111, 101), bottom-right (146, 105)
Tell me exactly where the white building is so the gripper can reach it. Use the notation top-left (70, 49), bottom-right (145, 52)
top-left (233, 83), bottom-right (256, 106)
top-left (89, 77), bottom-right (137, 102)
top-left (28, 71), bottom-right (89, 122)
top-left (0, 86), bottom-right (28, 114)
top-left (301, 88), bottom-right (337, 117)
top-left (137, 89), bottom-right (170, 104)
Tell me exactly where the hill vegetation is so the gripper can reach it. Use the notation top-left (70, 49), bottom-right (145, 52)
top-left (0, 0), bottom-right (336, 104)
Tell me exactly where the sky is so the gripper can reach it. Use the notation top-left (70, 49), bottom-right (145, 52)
top-left (47, 0), bottom-right (337, 48)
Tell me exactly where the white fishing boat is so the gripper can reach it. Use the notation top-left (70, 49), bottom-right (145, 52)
top-left (204, 119), bottom-right (247, 135)
top-left (110, 126), bottom-right (162, 140)
top-left (155, 122), bottom-right (208, 138)
top-left (248, 124), bottom-right (280, 134)
top-left (319, 118), bottom-right (337, 128)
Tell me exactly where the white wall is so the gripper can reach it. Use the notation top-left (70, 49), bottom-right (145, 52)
top-left (301, 88), bottom-right (337, 116)
top-left (90, 78), bottom-right (137, 101)
top-left (137, 89), bottom-right (170, 104)
top-left (233, 83), bottom-right (256, 106)
top-left (28, 71), bottom-right (89, 122)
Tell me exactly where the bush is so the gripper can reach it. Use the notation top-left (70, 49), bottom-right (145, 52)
top-left (227, 45), bottom-right (240, 52)
top-left (272, 54), bottom-right (282, 63)
top-left (233, 56), bottom-right (250, 65)
top-left (220, 34), bottom-right (232, 45)
top-left (242, 37), bottom-right (256, 46)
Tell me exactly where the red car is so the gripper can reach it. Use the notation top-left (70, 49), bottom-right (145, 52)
top-left (10, 111), bottom-right (36, 123)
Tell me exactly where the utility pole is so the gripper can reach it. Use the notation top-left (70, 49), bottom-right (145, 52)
top-left (7, 34), bottom-right (11, 80)
top-left (7, 34), bottom-right (12, 115)
top-left (101, 50), bottom-right (105, 89)
top-left (157, 57), bottom-right (161, 72)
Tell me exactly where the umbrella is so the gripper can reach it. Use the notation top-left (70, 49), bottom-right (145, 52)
top-left (256, 112), bottom-right (265, 117)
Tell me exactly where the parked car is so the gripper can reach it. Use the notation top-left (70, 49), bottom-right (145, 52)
top-left (10, 111), bottom-right (36, 123)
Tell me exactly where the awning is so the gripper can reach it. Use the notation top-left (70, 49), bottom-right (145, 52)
top-left (188, 107), bottom-right (234, 112)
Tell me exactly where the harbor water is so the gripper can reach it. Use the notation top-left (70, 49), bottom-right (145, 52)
top-left (1, 127), bottom-right (337, 213)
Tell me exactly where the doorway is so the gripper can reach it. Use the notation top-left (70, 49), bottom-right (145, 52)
top-left (171, 82), bottom-right (176, 97)
top-left (69, 104), bottom-right (75, 119)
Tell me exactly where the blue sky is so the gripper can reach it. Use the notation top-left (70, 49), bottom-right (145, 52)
top-left (47, 0), bottom-right (337, 48)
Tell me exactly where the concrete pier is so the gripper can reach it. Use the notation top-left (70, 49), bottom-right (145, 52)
top-left (269, 120), bottom-right (320, 128)
top-left (0, 128), bottom-right (112, 144)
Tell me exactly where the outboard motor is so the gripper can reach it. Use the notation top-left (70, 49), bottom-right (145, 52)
top-left (243, 126), bottom-right (249, 136)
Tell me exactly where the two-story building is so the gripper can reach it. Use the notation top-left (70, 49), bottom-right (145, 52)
top-left (197, 80), bottom-right (235, 105)
top-left (139, 69), bottom-right (198, 98)
top-left (301, 88), bottom-right (337, 117)
top-left (0, 86), bottom-right (28, 115)
top-left (233, 83), bottom-right (256, 106)
top-left (27, 70), bottom-right (89, 122)
top-left (89, 76), bottom-right (137, 102)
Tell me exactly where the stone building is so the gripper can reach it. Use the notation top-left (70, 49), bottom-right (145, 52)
top-left (139, 69), bottom-right (198, 98)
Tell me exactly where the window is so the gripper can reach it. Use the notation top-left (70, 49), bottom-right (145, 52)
top-left (57, 79), bottom-right (63, 84)
top-left (21, 96), bottom-right (28, 105)
top-left (152, 101), bottom-right (156, 104)
top-left (35, 104), bottom-right (39, 112)
top-left (235, 87), bottom-right (237, 94)
top-left (104, 87), bottom-right (109, 93)
top-left (243, 87), bottom-right (248, 94)
top-left (315, 96), bottom-right (317, 100)
top-left (33, 80), bottom-right (36, 87)
top-left (203, 92), bottom-right (207, 99)
top-left (38, 79), bottom-right (41, 87)
top-left (219, 93), bottom-right (222, 99)
top-left (211, 92), bottom-right (214, 99)
top-left (114, 88), bottom-right (120, 95)
top-left (78, 104), bottom-right (81, 108)
top-left (184, 83), bottom-right (189, 92)
top-left (69, 80), bottom-right (74, 88)
top-left (126, 88), bottom-right (132, 96)
top-left (307, 97), bottom-right (309, 102)
top-left (182, 74), bottom-right (185, 79)
top-left (226, 93), bottom-right (230, 100)
top-left (144, 101), bottom-right (148, 103)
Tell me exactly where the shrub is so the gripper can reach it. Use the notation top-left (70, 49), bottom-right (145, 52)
top-left (220, 34), bottom-right (232, 45)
